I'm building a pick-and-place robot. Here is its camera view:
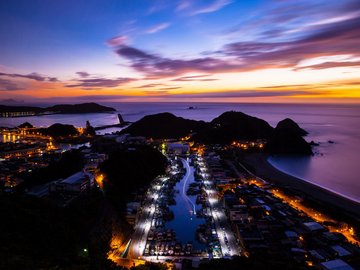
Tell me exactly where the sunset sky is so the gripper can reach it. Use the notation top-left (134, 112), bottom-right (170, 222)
top-left (0, 0), bottom-right (360, 103)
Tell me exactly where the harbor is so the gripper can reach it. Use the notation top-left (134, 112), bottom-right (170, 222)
top-left (130, 153), bottom-right (240, 261)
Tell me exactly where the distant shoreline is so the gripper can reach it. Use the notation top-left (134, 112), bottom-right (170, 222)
top-left (0, 111), bottom-right (116, 118)
top-left (0, 102), bottom-right (116, 118)
top-left (267, 157), bottom-right (360, 204)
top-left (241, 153), bottom-right (360, 220)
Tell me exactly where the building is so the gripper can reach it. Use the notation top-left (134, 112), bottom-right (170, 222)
top-left (320, 259), bottom-right (354, 270)
top-left (84, 152), bottom-right (107, 172)
top-left (229, 208), bottom-right (249, 222)
top-left (49, 171), bottom-right (94, 194)
top-left (126, 201), bottom-right (141, 225)
top-left (166, 143), bottom-right (190, 155)
top-left (0, 111), bottom-right (36, 118)
top-left (303, 221), bottom-right (326, 233)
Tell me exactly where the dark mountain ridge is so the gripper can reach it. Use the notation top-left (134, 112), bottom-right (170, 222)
top-left (39, 123), bottom-right (79, 137)
top-left (275, 118), bottom-right (308, 136)
top-left (0, 102), bottom-right (115, 115)
top-left (266, 118), bottom-right (313, 155)
top-left (121, 112), bottom-right (207, 139)
top-left (194, 111), bottom-right (274, 143)
top-left (0, 105), bottom-right (42, 113)
top-left (121, 111), bottom-right (313, 154)
top-left (46, 103), bottom-right (115, 114)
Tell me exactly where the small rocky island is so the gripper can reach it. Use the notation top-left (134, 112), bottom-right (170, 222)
top-left (265, 118), bottom-right (313, 155)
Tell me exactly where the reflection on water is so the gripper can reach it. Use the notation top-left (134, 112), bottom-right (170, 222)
top-left (96, 127), bottom-right (124, 135)
top-left (268, 153), bottom-right (360, 203)
top-left (166, 164), bottom-right (205, 250)
top-left (0, 112), bottom-right (119, 129)
top-left (268, 155), bottom-right (312, 177)
top-left (1, 102), bottom-right (359, 202)
top-left (59, 142), bottom-right (91, 151)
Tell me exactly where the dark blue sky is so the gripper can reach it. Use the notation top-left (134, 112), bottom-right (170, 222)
top-left (0, 0), bottom-right (359, 103)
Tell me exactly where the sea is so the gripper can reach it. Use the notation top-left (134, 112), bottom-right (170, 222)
top-left (1, 102), bottom-right (359, 203)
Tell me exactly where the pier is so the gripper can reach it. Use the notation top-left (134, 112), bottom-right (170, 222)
top-left (94, 113), bottom-right (131, 131)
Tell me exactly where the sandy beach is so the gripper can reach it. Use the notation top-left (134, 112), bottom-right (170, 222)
top-left (241, 153), bottom-right (360, 220)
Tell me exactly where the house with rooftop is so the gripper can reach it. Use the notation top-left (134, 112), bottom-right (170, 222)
top-left (49, 171), bottom-right (94, 194)
top-left (320, 259), bottom-right (354, 270)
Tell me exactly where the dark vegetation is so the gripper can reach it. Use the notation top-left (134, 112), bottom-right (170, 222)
top-left (99, 145), bottom-right (168, 210)
top-left (0, 190), bottom-right (106, 270)
top-left (18, 121), bottom-right (33, 128)
top-left (85, 120), bottom-right (96, 136)
top-left (193, 111), bottom-right (273, 143)
top-left (122, 111), bottom-right (312, 155)
top-left (38, 123), bottom-right (79, 137)
top-left (0, 102), bottom-right (115, 114)
top-left (0, 104), bottom-right (42, 113)
top-left (2, 145), bottom-right (168, 269)
top-left (275, 118), bottom-right (308, 136)
top-left (121, 111), bottom-right (272, 143)
top-left (35, 122), bottom-right (95, 141)
top-left (265, 118), bottom-right (312, 155)
top-left (121, 112), bottom-right (207, 139)
top-left (18, 149), bottom-right (84, 189)
top-left (46, 103), bottom-right (116, 114)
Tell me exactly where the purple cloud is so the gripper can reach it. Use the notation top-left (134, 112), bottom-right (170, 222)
top-left (48, 77), bottom-right (58, 82)
top-left (107, 35), bottom-right (128, 47)
top-left (159, 86), bottom-right (182, 90)
top-left (145, 22), bottom-right (171, 34)
top-left (76, 71), bottom-right (90, 78)
top-left (259, 80), bottom-right (360, 90)
top-left (171, 75), bottom-right (218, 82)
top-left (112, 12), bottom-right (360, 78)
top-left (0, 72), bottom-right (58, 82)
top-left (296, 61), bottom-right (360, 71)
top-left (225, 0), bottom-right (360, 42)
top-left (116, 45), bottom-right (238, 77)
top-left (0, 78), bottom-right (23, 91)
top-left (176, 0), bottom-right (191, 11)
top-left (190, 0), bottom-right (233, 15)
top-left (260, 84), bottom-right (313, 89)
top-left (136, 83), bottom-right (165, 88)
top-left (220, 15), bottom-right (360, 69)
top-left (66, 77), bottom-right (135, 89)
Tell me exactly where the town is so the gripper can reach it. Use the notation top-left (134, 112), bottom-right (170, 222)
top-left (1, 118), bottom-right (359, 270)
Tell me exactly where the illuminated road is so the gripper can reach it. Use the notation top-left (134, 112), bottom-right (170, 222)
top-left (128, 183), bottom-right (158, 260)
top-left (242, 162), bottom-right (360, 246)
top-left (272, 189), bottom-right (360, 246)
top-left (198, 156), bottom-right (240, 257)
top-left (238, 161), bottom-right (267, 184)
top-left (204, 180), bottom-right (240, 257)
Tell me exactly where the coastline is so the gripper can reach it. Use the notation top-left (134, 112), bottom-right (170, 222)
top-left (241, 153), bottom-right (360, 220)
top-left (268, 158), bottom-right (360, 204)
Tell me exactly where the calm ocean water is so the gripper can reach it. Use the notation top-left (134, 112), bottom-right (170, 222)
top-left (1, 102), bottom-right (359, 202)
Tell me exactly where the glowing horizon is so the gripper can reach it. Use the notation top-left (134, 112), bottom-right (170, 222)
top-left (1, 0), bottom-right (360, 104)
